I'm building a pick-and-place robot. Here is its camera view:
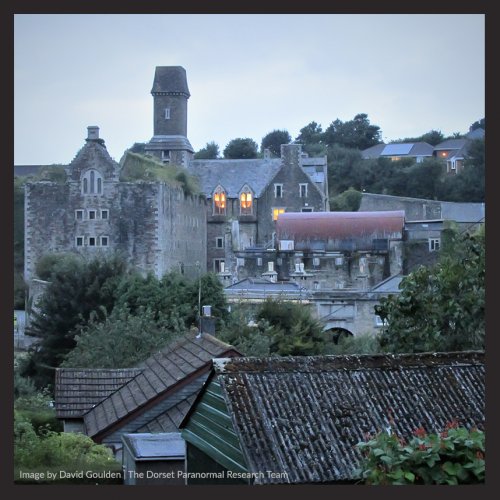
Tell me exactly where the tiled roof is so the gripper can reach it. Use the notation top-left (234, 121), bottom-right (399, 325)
top-left (137, 394), bottom-right (197, 433)
top-left (361, 143), bottom-right (386, 159)
top-left (211, 351), bottom-right (485, 484)
top-left (84, 333), bottom-right (238, 438)
top-left (187, 158), bottom-right (282, 198)
top-left (54, 368), bottom-right (142, 419)
top-left (433, 138), bottom-right (467, 151)
top-left (151, 66), bottom-right (190, 97)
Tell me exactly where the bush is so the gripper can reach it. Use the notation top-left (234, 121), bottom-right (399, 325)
top-left (356, 423), bottom-right (485, 484)
top-left (14, 413), bottom-right (121, 484)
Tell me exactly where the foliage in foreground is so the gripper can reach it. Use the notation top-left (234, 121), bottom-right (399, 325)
top-left (14, 412), bottom-right (119, 473)
top-left (356, 423), bottom-right (485, 484)
top-left (376, 230), bottom-right (485, 353)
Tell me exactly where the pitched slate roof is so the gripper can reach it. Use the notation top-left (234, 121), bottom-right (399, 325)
top-left (361, 143), bottom-right (386, 159)
top-left (433, 138), bottom-right (467, 151)
top-left (151, 66), bottom-right (190, 97)
top-left (199, 351), bottom-right (485, 484)
top-left (83, 332), bottom-right (239, 438)
top-left (137, 394), bottom-right (197, 433)
top-left (187, 158), bottom-right (282, 198)
top-left (54, 368), bottom-right (142, 419)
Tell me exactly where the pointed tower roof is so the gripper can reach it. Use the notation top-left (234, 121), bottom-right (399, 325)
top-left (151, 66), bottom-right (190, 97)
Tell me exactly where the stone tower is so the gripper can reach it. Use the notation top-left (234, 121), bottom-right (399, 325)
top-left (145, 66), bottom-right (194, 167)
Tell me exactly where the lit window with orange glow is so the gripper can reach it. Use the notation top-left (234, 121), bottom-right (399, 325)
top-left (213, 186), bottom-right (227, 215)
top-left (240, 188), bottom-right (253, 215)
top-left (273, 207), bottom-right (285, 221)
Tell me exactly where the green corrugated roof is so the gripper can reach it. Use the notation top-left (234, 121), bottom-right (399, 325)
top-left (181, 378), bottom-right (248, 474)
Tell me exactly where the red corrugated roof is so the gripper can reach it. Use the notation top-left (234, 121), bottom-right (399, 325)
top-left (276, 211), bottom-right (405, 241)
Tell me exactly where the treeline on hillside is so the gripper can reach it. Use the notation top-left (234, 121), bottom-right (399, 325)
top-left (188, 114), bottom-right (485, 204)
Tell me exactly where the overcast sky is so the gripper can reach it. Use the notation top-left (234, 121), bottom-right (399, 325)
top-left (14, 14), bottom-right (484, 165)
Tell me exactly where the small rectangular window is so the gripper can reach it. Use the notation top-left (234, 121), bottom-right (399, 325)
top-left (214, 259), bottom-right (225, 273)
top-left (299, 183), bottom-right (308, 198)
top-left (100, 236), bottom-right (109, 247)
top-left (88, 210), bottom-right (96, 220)
top-left (429, 238), bottom-right (441, 252)
top-left (257, 257), bottom-right (263, 267)
top-left (75, 210), bottom-right (84, 220)
top-left (76, 236), bottom-right (84, 247)
top-left (88, 237), bottom-right (96, 246)
top-left (301, 207), bottom-right (313, 212)
top-left (273, 207), bottom-right (285, 221)
top-left (216, 237), bottom-right (224, 249)
top-left (236, 257), bottom-right (245, 267)
top-left (101, 209), bottom-right (109, 220)
top-left (165, 108), bottom-right (170, 119)
top-left (274, 184), bottom-right (283, 198)
top-left (313, 257), bottom-right (320, 267)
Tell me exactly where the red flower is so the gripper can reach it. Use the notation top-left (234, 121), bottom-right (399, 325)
top-left (414, 427), bottom-right (427, 438)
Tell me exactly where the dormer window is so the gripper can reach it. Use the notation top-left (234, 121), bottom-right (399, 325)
top-left (239, 186), bottom-right (253, 215)
top-left (82, 169), bottom-right (103, 195)
top-left (213, 185), bottom-right (227, 215)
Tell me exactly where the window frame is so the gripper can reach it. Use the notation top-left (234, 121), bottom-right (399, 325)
top-left (239, 186), bottom-right (253, 215)
top-left (429, 237), bottom-right (441, 252)
top-left (213, 186), bottom-right (227, 216)
top-left (75, 209), bottom-right (84, 221)
top-left (299, 183), bottom-right (308, 198)
top-left (274, 183), bottom-right (283, 198)
top-left (75, 236), bottom-right (84, 247)
top-left (88, 237), bottom-right (96, 247)
top-left (215, 237), bottom-right (224, 249)
top-left (272, 207), bottom-right (285, 221)
top-left (101, 209), bottom-right (109, 220)
top-left (88, 210), bottom-right (97, 220)
top-left (100, 236), bottom-right (109, 247)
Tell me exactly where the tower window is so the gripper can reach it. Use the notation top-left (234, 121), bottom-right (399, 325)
top-left (75, 210), bottom-right (84, 220)
top-left (240, 186), bottom-right (253, 215)
top-left (82, 169), bottom-right (103, 195)
top-left (88, 237), bottom-right (96, 247)
top-left (75, 236), bottom-right (84, 247)
top-left (88, 210), bottom-right (96, 220)
top-left (213, 186), bottom-right (227, 215)
top-left (216, 237), bottom-right (224, 249)
top-left (100, 236), bottom-right (109, 247)
top-left (165, 108), bottom-right (171, 119)
top-left (101, 209), bottom-right (109, 220)
top-left (274, 184), bottom-right (283, 198)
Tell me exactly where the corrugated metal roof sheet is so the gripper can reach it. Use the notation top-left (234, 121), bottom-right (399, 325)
top-left (122, 432), bottom-right (185, 460)
top-left (54, 368), bottom-right (142, 419)
top-left (206, 352), bottom-right (484, 484)
top-left (276, 211), bottom-right (405, 242)
top-left (83, 333), bottom-right (239, 438)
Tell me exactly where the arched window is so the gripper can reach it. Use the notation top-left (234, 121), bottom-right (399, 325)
top-left (81, 169), bottom-right (103, 195)
top-left (213, 185), bottom-right (226, 215)
top-left (239, 186), bottom-right (253, 215)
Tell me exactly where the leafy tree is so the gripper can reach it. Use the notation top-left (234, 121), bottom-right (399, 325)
top-left (260, 129), bottom-right (291, 157)
top-left (257, 299), bottom-right (328, 355)
top-left (393, 129), bottom-right (445, 146)
top-left (63, 305), bottom-right (184, 368)
top-left (220, 300), bottom-right (328, 356)
top-left (469, 117), bottom-right (485, 131)
top-left (223, 138), bottom-right (258, 159)
top-left (324, 333), bottom-right (381, 355)
top-left (23, 254), bottom-right (130, 389)
top-left (194, 141), bottom-right (220, 159)
top-left (323, 113), bottom-right (382, 150)
top-left (127, 142), bottom-right (147, 154)
top-left (356, 424), bottom-right (485, 484)
top-left (329, 187), bottom-right (362, 211)
top-left (404, 158), bottom-right (445, 200)
top-left (295, 121), bottom-right (324, 146)
top-left (376, 230), bottom-right (484, 353)
top-left (326, 144), bottom-right (365, 196)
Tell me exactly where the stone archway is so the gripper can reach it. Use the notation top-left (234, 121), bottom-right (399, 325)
top-left (326, 327), bottom-right (354, 345)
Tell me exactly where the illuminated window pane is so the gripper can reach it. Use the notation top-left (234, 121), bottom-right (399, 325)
top-left (213, 187), bottom-right (226, 215)
top-left (273, 208), bottom-right (285, 221)
top-left (240, 191), bottom-right (253, 214)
